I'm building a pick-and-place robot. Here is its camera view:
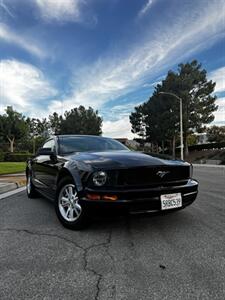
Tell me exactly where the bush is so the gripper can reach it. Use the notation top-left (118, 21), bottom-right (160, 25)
top-left (4, 152), bottom-right (32, 162)
top-left (188, 142), bottom-right (225, 151)
top-left (0, 151), bottom-right (5, 162)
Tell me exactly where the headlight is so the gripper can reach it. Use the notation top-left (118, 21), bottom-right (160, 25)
top-left (92, 171), bottom-right (107, 186)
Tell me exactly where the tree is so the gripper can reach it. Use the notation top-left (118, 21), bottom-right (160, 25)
top-left (187, 134), bottom-right (198, 146)
top-left (0, 106), bottom-right (28, 152)
top-left (130, 73), bottom-right (180, 156)
top-left (207, 126), bottom-right (225, 143)
top-left (49, 112), bottom-right (63, 135)
top-left (130, 104), bottom-right (146, 140)
top-left (26, 117), bottom-right (50, 154)
top-left (60, 106), bottom-right (102, 135)
top-left (130, 60), bottom-right (217, 157)
top-left (176, 60), bottom-right (217, 155)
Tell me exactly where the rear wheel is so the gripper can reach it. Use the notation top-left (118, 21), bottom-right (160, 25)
top-left (26, 172), bottom-right (39, 198)
top-left (55, 177), bottom-right (89, 230)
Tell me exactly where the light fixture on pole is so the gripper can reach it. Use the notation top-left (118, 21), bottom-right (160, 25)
top-left (159, 91), bottom-right (184, 160)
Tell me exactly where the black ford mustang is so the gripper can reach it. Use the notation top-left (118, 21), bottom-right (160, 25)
top-left (26, 135), bottom-right (198, 229)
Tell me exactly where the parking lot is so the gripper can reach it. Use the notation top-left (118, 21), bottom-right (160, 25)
top-left (0, 166), bottom-right (224, 300)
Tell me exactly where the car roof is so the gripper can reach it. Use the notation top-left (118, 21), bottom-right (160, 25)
top-left (55, 135), bottom-right (114, 139)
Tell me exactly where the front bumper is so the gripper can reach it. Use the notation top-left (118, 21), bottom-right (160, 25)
top-left (80, 179), bottom-right (198, 214)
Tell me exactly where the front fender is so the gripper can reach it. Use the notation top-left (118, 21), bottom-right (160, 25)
top-left (57, 160), bottom-right (93, 192)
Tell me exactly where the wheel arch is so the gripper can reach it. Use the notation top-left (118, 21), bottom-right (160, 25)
top-left (56, 166), bottom-right (83, 192)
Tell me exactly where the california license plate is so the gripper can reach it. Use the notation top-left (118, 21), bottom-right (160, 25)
top-left (160, 193), bottom-right (182, 210)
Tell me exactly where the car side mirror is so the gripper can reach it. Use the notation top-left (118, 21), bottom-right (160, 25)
top-left (37, 147), bottom-right (53, 156)
top-left (37, 148), bottom-right (57, 161)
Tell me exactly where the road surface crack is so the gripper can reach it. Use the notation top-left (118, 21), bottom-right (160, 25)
top-left (0, 228), bottom-right (84, 250)
top-left (83, 229), bottom-right (113, 300)
top-left (0, 227), bottom-right (114, 300)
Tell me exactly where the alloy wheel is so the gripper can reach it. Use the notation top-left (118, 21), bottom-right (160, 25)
top-left (58, 184), bottom-right (82, 222)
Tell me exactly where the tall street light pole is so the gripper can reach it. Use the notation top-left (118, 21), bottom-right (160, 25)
top-left (159, 92), bottom-right (184, 160)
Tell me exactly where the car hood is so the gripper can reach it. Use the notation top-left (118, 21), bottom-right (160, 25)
top-left (67, 150), bottom-right (189, 170)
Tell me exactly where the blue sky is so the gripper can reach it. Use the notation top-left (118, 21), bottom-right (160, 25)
top-left (0, 0), bottom-right (224, 138)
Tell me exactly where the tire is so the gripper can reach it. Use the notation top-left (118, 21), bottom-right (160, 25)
top-left (55, 177), bottom-right (89, 230)
top-left (26, 172), bottom-right (39, 198)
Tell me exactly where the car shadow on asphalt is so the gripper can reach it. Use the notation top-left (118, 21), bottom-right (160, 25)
top-left (88, 208), bottom-right (196, 233)
top-left (29, 194), bottom-right (197, 235)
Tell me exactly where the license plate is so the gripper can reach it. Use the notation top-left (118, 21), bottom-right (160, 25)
top-left (160, 193), bottom-right (182, 210)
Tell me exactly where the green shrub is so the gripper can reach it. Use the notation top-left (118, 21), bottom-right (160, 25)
top-left (4, 152), bottom-right (32, 162)
top-left (188, 142), bottom-right (225, 151)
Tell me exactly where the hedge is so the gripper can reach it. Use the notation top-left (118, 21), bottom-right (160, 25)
top-left (4, 152), bottom-right (32, 162)
top-left (188, 142), bottom-right (225, 151)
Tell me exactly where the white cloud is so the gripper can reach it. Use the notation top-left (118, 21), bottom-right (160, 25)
top-left (138, 0), bottom-right (155, 18)
top-left (103, 117), bottom-right (135, 139)
top-left (44, 0), bottom-right (225, 137)
top-left (105, 102), bottom-right (142, 120)
top-left (0, 23), bottom-right (45, 58)
top-left (209, 66), bottom-right (225, 93)
top-left (102, 97), bottom-right (225, 140)
top-left (0, 0), bottom-right (15, 18)
top-left (213, 97), bottom-right (225, 125)
top-left (35, 0), bottom-right (83, 23)
top-left (0, 59), bottom-right (57, 115)
top-left (1, 1), bottom-right (224, 136)
top-left (64, 0), bottom-right (225, 115)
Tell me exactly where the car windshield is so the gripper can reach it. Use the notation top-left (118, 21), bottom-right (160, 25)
top-left (59, 136), bottom-right (128, 155)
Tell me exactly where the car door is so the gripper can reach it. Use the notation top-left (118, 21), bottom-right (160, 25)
top-left (34, 139), bottom-right (59, 197)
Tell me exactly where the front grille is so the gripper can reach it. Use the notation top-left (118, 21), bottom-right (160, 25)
top-left (117, 165), bottom-right (190, 187)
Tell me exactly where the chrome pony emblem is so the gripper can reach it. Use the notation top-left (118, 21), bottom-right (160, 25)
top-left (156, 171), bottom-right (170, 178)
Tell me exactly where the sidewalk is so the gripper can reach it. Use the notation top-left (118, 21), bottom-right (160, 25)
top-left (193, 163), bottom-right (225, 168)
top-left (0, 173), bottom-right (26, 194)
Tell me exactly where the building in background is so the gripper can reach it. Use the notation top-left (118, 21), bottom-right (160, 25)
top-left (194, 133), bottom-right (208, 144)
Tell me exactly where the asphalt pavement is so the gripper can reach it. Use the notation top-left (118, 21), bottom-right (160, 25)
top-left (0, 166), bottom-right (224, 300)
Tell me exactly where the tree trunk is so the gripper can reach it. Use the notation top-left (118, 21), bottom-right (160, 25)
top-left (156, 142), bottom-right (159, 154)
top-left (172, 135), bottom-right (176, 159)
top-left (185, 138), bottom-right (189, 157)
top-left (33, 137), bottom-right (36, 155)
top-left (7, 136), bottom-right (15, 153)
top-left (184, 133), bottom-right (189, 158)
top-left (162, 140), bottom-right (165, 154)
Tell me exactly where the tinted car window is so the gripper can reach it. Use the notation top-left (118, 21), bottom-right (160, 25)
top-left (59, 136), bottom-right (128, 154)
top-left (43, 139), bottom-right (55, 151)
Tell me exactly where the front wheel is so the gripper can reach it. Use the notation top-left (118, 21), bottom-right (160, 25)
top-left (55, 177), bottom-right (89, 230)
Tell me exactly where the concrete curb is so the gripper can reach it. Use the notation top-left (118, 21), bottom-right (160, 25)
top-left (193, 164), bottom-right (225, 168)
top-left (0, 179), bottom-right (26, 194)
top-left (0, 186), bottom-right (26, 200)
top-left (0, 183), bottom-right (18, 194)
top-left (15, 179), bottom-right (27, 187)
